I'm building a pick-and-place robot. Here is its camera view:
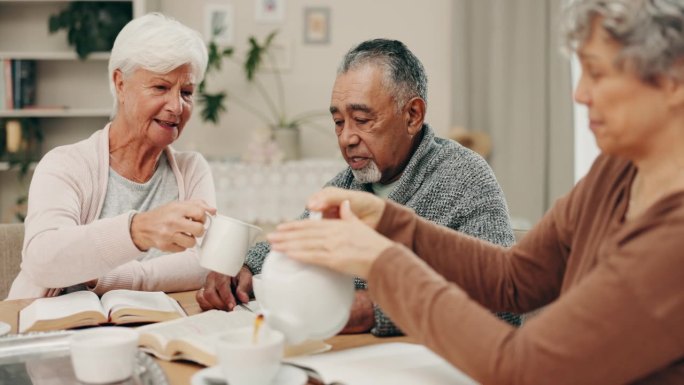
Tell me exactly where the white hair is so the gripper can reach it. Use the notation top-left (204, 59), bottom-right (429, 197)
top-left (562, 0), bottom-right (684, 82)
top-left (108, 13), bottom-right (208, 116)
top-left (351, 160), bottom-right (383, 183)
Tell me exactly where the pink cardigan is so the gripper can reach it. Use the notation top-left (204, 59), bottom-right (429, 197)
top-left (8, 125), bottom-right (216, 299)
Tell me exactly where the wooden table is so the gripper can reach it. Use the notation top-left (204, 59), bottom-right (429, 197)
top-left (0, 291), bottom-right (415, 385)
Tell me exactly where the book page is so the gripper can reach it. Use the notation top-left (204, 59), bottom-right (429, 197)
top-left (137, 310), bottom-right (256, 364)
top-left (286, 342), bottom-right (479, 385)
top-left (19, 291), bottom-right (106, 333)
top-left (100, 290), bottom-right (185, 319)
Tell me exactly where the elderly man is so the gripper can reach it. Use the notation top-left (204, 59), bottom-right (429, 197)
top-left (197, 39), bottom-right (520, 335)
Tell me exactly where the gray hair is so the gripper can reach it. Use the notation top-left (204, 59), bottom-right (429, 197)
top-left (338, 39), bottom-right (428, 111)
top-left (561, 0), bottom-right (684, 81)
top-left (108, 13), bottom-right (208, 116)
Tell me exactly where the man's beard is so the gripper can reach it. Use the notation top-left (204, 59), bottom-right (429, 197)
top-left (351, 160), bottom-right (382, 183)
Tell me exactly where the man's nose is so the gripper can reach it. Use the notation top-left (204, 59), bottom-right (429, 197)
top-left (338, 125), bottom-right (360, 147)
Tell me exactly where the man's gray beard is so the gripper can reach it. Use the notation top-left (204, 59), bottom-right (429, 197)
top-left (351, 160), bottom-right (382, 183)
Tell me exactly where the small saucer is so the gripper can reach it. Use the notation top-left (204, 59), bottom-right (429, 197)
top-left (0, 322), bottom-right (10, 336)
top-left (191, 364), bottom-right (307, 385)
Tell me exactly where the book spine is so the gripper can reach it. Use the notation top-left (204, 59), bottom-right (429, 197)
top-left (3, 59), bottom-right (13, 110)
top-left (19, 60), bottom-right (37, 108)
top-left (0, 60), bottom-right (5, 111)
top-left (12, 59), bottom-right (21, 109)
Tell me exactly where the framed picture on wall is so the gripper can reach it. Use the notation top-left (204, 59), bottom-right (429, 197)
top-left (205, 4), bottom-right (234, 45)
top-left (303, 7), bottom-right (330, 44)
top-left (255, 0), bottom-right (285, 23)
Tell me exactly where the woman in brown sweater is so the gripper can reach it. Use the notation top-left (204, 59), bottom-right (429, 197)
top-left (268, 1), bottom-right (684, 384)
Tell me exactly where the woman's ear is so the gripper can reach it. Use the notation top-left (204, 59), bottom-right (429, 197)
top-left (113, 69), bottom-right (125, 103)
top-left (405, 97), bottom-right (426, 136)
top-left (663, 61), bottom-right (684, 109)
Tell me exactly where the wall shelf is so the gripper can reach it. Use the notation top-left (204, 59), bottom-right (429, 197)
top-left (0, 52), bottom-right (110, 61)
top-left (0, 108), bottom-right (111, 118)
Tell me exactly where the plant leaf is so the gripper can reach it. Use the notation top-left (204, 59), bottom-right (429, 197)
top-left (199, 92), bottom-right (227, 124)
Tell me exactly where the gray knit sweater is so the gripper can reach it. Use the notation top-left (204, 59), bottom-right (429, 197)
top-left (246, 124), bottom-right (520, 335)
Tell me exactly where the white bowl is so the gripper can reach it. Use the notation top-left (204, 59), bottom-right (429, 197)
top-left (70, 327), bottom-right (139, 384)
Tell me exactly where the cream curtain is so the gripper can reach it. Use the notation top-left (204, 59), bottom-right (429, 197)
top-left (451, 0), bottom-right (574, 225)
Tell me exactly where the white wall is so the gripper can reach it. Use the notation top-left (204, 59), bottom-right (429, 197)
top-left (572, 56), bottom-right (599, 182)
top-left (159, 0), bottom-right (454, 160)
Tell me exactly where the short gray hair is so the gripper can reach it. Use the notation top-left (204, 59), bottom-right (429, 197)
top-left (108, 13), bottom-right (208, 116)
top-left (562, 0), bottom-right (684, 81)
top-left (338, 39), bottom-right (428, 111)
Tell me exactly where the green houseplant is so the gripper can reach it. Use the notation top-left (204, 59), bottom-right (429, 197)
top-left (48, 2), bottom-right (133, 59)
top-left (199, 31), bottom-right (327, 160)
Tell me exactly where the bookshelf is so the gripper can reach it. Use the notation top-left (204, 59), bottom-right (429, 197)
top-left (0, 0), bottom-right (159, 222)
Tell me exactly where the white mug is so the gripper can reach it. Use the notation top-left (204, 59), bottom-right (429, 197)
top-left (199, 214), bottom-right (262, 276)
top-left (70, 327), bottom-right (139, 384)
top-left (217, 326), bottom-right (285, 385)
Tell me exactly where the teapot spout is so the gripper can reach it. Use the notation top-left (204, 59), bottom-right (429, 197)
top-left (262, 311), bottom-right (306, 345)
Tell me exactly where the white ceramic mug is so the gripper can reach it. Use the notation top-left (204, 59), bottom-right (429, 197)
top-left (70, 327), bottom-right (139, 384)
top-left (216, 326), bottom-right (285, 385)
top-left (199, 214), bottom-right (262, 276)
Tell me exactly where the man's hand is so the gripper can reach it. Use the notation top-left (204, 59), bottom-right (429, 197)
top-left (196, 266), bottom-right (253, 311)
top-left (340, 290), bottom-right (375, 334)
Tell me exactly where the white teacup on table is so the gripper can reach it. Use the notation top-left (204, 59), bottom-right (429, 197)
top-left (70, 326), bottom-right (139, 384)
top-left (216, 326), bottom-right (285, 385)
top-left (199, 214), bottom-right (262, 276)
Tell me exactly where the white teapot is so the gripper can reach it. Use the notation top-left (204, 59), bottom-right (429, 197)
top-left (257, 221), bottom-right (355, 343)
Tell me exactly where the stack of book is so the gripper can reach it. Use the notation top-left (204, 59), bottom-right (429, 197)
top-left (1, 59), bottom-right (37, 110)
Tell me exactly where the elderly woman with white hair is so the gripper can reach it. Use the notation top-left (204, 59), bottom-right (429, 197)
top-left (8, 13), bottom-right (216, 299)
top-left (268, 1), bottom-right (684, 384)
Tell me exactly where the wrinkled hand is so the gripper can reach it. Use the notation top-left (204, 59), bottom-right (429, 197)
top-left (268, 200), bottom-right (393, 278)
top-left (340, 290), bottom-right (375, 334)
top-left (131, 200), bottom-right (216, 252)
top-left (196, 266), bottom-right (253, 311)
top-left (307, 187), bottom-right (386, 229)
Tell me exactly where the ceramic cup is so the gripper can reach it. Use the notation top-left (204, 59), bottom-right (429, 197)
top-left (199, 214), bottom-right (262, 276)
top-left (216, 326), bottom-right (285, 385)
top-left (70, 327), bottom-right (139, 384)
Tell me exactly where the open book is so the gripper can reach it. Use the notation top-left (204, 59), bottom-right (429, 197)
top-left (19, 290), bottom-right (186, 333)
top-left (286, 342), bottom-right (479, 385)
top-left (138, 308), bottom-right (332, 367)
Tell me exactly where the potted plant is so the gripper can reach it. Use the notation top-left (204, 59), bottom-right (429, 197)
top-left (199, 31), bottom-right (327, 161)
top-left (48, 2), bottom-right (133, 59)
top-left (0, 118), bottom-right (43, 222)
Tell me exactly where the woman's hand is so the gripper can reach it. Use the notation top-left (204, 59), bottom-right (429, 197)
top-left (268, 200), bottom-right (393, 279)
top-left (130, 200), bottom-right (216, 252)
top-left (307, 187), bottom-right (386, 229)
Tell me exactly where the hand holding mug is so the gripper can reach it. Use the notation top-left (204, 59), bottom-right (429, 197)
top-left (130, 199), bottom-right (216, 252)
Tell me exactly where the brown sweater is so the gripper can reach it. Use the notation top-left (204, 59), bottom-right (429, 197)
top-left (368, 154), bottom-right (684, 385)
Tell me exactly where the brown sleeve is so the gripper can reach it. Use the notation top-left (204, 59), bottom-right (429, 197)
top-left (367, 230), bottom-right (684, 385)
top-left (377, 200), bottom-right (570, 312)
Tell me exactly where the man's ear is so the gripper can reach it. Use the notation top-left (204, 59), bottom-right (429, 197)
top-left (405, 97), bottom-right (426, 136)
